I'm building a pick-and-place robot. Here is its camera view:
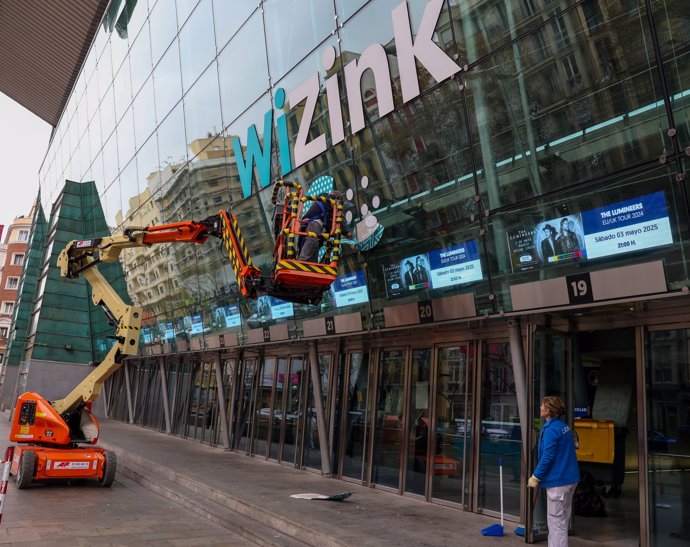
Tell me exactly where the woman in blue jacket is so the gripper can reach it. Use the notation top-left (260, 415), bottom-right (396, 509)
top-left (528, 396), bottom-right (580, 547)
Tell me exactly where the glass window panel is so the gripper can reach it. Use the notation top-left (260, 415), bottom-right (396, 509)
top-left (110, 31), bottom-right (130, 76)
top-left (100, 84), bottom-right (117, 144)
top-left (103, 180), bottom-right (123, 230)
top-left (224, 94), bottom-right (273, 204)
top-left (217, 12), bottom-right (269, 126)
top-left (83, 42), bottom-right (97, 85)
top-left (153, 38), bottom-right (183, 121)
top-left (335, 0), bottom-right (368, 23)
top-left (272, 35), bottom-right (339, 172)
top-left (133, 76), bottom-right (157, 146)
top-left (176, 0), bottom-right (200, 26)
top-left (179, 0), bottom-right (215, 92)
top-left (339, 0), bottom-right (449, 127)
top-left (77, 96), bottom-right (89, 143)
top-left (157, 101), bottom-right (188, 169)
top-left (651, 0), bottom-right (690, 149)
top-left (183, 62), bottom-right (223, 146)
top-left (466, 4), bottom-right (666, 210)
top-left (86, 71), bottom-right (100, 125)
top-left (117, 106), bottom-right (137, 172)
top-left (91, 154), bottom-right (106, 195)
top-left (97, 41), bottom-right (114, 107)
top-left (121, 0), bottom-right (149, 41)
top-left (102, 133), bottom-right (120, 190)
top-left (485, 165), bottom-right (690, 311)
top-left (136, 134), bottom-right (161, 207)
top-left (263, 0), bottom-right (335, 81)
top-left (129, 22), bottom-right (153, 97)
top-left (119, 158), bottom-right (141, 227)
top-left (212, 0), bottom-right (256, 51)
top-left (89, 110), bottom-right (103, 160)
top-left (149, 0), bottom-right (179, 64)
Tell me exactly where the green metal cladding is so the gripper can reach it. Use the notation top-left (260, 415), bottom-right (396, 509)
top-left (26, 181), bottom-right (130, 365)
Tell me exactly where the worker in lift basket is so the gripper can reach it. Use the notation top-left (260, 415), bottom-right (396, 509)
top-left (298, 191), bottom-right (341, 263)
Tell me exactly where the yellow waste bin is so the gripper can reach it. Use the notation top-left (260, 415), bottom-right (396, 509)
top-left (574, 418), bottom-right (615, 464)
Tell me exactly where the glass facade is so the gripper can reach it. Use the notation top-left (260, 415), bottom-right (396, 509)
top-left (25, 0), bottom-right (690, 543)
top-left (37, 0), bottom-right (690, 345)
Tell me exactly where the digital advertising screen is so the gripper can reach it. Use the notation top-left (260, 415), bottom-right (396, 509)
top-left (190, 312), bottom-right (204, 335)
top-left (506, 191), bottom-right (672, 272)
top-left (331, 270), bottom-right (370, 307)
top-left (428, 241), bottom-right (483, 289)
top-left (160, 322), bottom-right (174, 341)
top-left (141, 327), bottom-right (153, 344)
top-left (257, 296), bottom-right (294, 319)
top-left (383, 241), bottom-right (483, 298)
top-left (215, 305), bottom-right (241, 328)
top-left (580, 191), bottom-right (672, 259)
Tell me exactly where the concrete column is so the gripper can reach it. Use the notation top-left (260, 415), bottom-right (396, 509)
top-left (159, 357), bottom-right (171, 434)
top-left (507, 319), bottom-right (528, 465)
top-left (309, 341), bottom-right (332, 476)
top-left (214, 351), bottom-right (231, 449)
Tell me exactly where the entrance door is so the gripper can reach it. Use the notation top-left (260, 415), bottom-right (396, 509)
top-left (477, 340), bottom-right (523, 519)
top-left (372, 348), bottom-right (407, 490)
top-left (278, 355), bottom-right (307, 466)
top-left (252, 356), bottom-right (277, 457)
top-left (528, 327), bottom-right (641, 545)
top-left (234, 355), bottom-right (259, 454)
top-left (527, 330), bottom-right (572, 542)
top-left (340, 352), bottom-right (370, 482)
top-left (430, 343), bottom-right (475, 508)
top-left (572, 328), bottom-right (640, 545)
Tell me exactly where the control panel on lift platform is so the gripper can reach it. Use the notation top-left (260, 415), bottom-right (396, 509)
top-left (18, 401), bottom-right (36, 426)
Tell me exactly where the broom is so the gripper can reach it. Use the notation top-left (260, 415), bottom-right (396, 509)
top-left (481, 456), bottom-right (504, 536)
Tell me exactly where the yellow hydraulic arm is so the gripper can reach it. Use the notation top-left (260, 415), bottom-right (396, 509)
top-left (52, 216), bottom-right (228, 416)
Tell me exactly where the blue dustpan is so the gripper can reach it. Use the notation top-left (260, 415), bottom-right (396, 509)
top-left (481, 523), bottom-right (504, 537)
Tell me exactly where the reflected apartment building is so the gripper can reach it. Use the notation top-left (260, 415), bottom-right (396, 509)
top-left (1, 1), bottom-right (689, 545)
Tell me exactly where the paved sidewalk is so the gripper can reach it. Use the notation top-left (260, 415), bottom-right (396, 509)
top-left (101, 420), bottom-right (524, 547)
top-left (96, 419), bottom-right (525, 546)
top-left (2, 415), bottom-right (601, 546)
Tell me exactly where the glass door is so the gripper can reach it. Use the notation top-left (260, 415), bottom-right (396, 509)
top-left (527, 330), bottom-right (571, 542)
top-left (303, 352), bottom-right (332, 470)
top-left (268, 357), bottom-right (288, 461)
top-left (431, 343), bottom-right (475, 508)
top-left (477, 341), bottom-right (523, 519)
top-left (252, 356), bottom-right (277, 457)
top-left (235, 356), bottom-right (259, 454)
top-left (646, 327), bottom-right (690, 546)
top-left (279, 355), bottom-right (307, 466)
top-left (404, 348), bottom-right (432, 497)
top-left (372, 349), bottom-right (406, 490)
top-left (340, 352), bottom-right (371, 482)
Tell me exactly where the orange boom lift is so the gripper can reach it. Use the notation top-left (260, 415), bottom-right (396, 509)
top-left (9, 179), bottom-right (343, 487)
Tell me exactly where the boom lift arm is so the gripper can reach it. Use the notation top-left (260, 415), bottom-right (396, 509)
top-left (52, 214), bottom-right (232, 417)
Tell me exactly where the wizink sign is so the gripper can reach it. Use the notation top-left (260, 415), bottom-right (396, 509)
top-left (232, 0), bottom-right (461, 198)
